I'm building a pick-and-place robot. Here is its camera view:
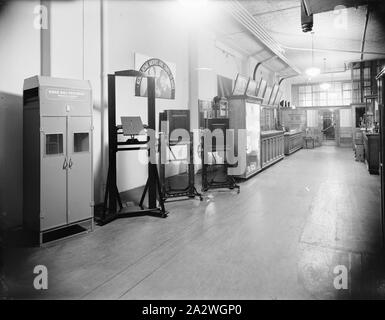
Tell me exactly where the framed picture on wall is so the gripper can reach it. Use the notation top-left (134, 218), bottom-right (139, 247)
top-left (263, 86), bottom-right (272, 105)
top-left (269, 84), bottom-right (279, 105)
top-left (217, 75), bottom-right (233, 98)
top-left (233, 74), bottom-right (249, 96)
top-left (256, 79), bottom-right (267, 99)
top-left (246, 79), bottom-right (258, 97)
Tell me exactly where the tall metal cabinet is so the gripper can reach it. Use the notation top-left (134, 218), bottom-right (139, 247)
top-left (23, 76), bottom-right (94, 244)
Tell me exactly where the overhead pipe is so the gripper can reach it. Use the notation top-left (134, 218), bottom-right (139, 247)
top-left (280, 44), bottom-right (385, 56)
top-left (252, 56), bottom-right (283, 80)
top-left (224, 0), bottom-right (301, 75)
top-left (227, 1), bottom-right (283, 53)
top-left (360, 6), bottom-right (370, 60)
top-left (278, 78), bottom-right (286, 86)
top-left (253, 63), bottom-right (262, 80)
top-left (278, 74), bottom-right (299, 86)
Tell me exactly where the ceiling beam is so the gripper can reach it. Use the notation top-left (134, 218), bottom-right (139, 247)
top-left (248, 49), bottom-right (267, 58)
top-left (251, 5), bottom-right (301, 17)
top-left (260, 56), bottom-right (279, 63)
top-left (302, 0), bottom-right (370, 15)
top-left (223, 0), bottom-right (301, 75)
top-left (281, 44), bottom-right (385, 56)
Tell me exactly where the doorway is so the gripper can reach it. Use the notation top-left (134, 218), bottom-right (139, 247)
top-left (322, 110), bottom-right (335, 140)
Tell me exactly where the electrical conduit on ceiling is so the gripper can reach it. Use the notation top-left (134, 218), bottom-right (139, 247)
top-left (224, 0), bottom-right (301, 75)
top-left (280, 44), bottom-right (385, 56)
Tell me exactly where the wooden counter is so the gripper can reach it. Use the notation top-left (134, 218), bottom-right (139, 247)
top-left (363, 132), bottom-right (380, 174)
top-left (261, 130), bottom-right (284, 169)
top-left (284, 131), bottom-right (304, 155)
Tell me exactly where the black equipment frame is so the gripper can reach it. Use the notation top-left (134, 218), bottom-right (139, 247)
top-left (200, 133), bottom-right (240, 194)
top-left (100, 70), bottom-right (167, 225)
top-left (159, 132), bottom-right (202, 202)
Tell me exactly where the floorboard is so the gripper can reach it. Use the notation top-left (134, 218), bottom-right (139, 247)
top-left (2, 146), bottom-right (383, 300)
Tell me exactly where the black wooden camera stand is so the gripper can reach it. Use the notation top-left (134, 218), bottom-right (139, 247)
top-left (99, 70), bottom-right (167, 225)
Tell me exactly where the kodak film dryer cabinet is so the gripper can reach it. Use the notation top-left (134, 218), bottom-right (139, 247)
top-left (23, 76), bottom-right (94, 244)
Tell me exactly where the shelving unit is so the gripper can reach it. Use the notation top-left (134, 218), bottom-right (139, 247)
top-left (284, 131), bottom-right (304, 155)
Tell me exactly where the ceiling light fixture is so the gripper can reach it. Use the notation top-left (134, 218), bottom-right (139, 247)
top-left (306, 67), bottom-right (321, 78)
top-left (178, 0), bottom-right (208, 9)
top-left (320, 82), bottom-right (331, 90)
top-left (305, 32), bottom-right (320, 78)
top-left (320, 58), bottom-right (330, 90)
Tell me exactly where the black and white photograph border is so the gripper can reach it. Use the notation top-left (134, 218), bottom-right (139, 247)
top-left (1, 0), bottom-right (385, 306)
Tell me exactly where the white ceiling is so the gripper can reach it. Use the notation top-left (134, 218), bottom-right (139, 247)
top-left (209, 3), bottom-right (298, 77)
top-left (211, 0), bottom-right (385, 81)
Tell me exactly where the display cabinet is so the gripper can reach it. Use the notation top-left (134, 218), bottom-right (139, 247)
top-left (23, 76), bottom-right (94, 245)
top-left (228, 96), bottom-right (262, 179)
top-left (261, 107), bottom-right (276, 131)
top-left (280, 109), bottom-right (306, 131)
top-left (284, 130), bottom-right (304, 155)
top-left (261, 130), bottom-right (284, 168)
top-left (363, 132), bottom-right (380, 174)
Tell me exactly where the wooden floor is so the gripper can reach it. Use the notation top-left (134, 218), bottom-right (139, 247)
top-left (2, 146), bottom-right (385, 299)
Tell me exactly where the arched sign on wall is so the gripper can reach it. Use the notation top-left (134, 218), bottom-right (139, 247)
top-left (135, 54), bottom-right (176, 100)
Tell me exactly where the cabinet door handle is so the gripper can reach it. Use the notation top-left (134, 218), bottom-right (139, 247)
top-left (63, 158), bottom-right (68, 170)
top-left (69, 158), bottom-right (73, 169)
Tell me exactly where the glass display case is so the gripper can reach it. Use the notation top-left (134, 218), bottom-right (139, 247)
top-left (261, 107), bottom-right (275, 131)
top-left (228, 96), bottom-right (262, 179)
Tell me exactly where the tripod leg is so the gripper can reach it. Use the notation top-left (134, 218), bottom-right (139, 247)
top-left (139, 179), bottom-right (150, 209)
top-left (201, 137), bottom-right (208, 192)
top-left (193, 186), bottom-right (203, 201)
top-left (116, 185), bottom-right (123, 211)
top-left (103, 167), bottom-right (111, 220)
top-left (154, 167), bottom-right (166, 213)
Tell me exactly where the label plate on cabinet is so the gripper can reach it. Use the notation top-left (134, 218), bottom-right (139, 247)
top-left (45, 87), bottom-right (88, 102)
